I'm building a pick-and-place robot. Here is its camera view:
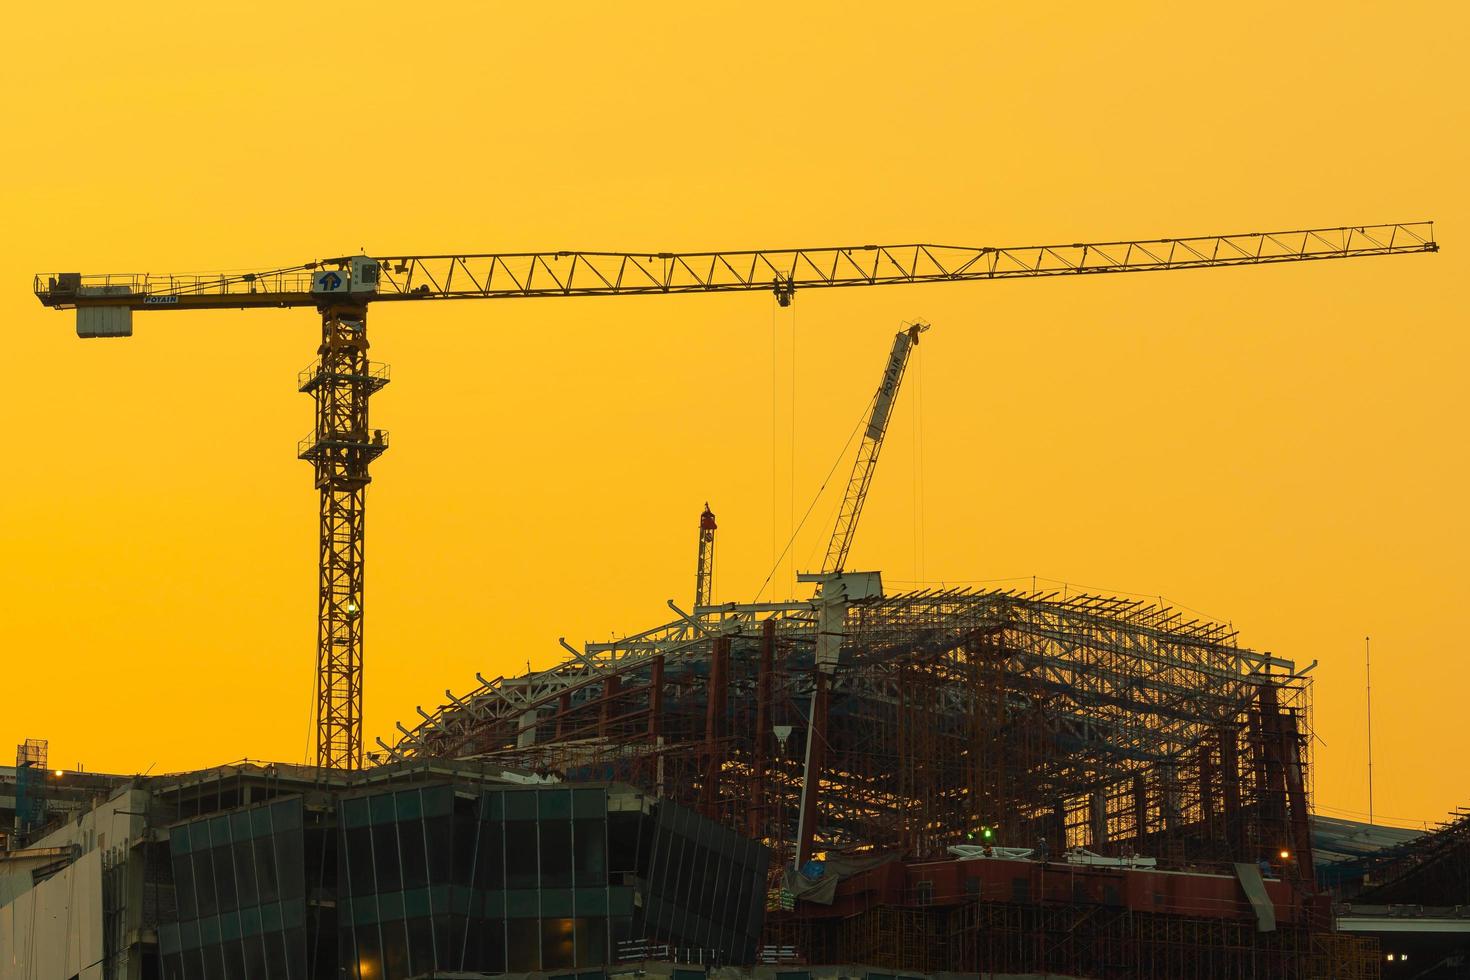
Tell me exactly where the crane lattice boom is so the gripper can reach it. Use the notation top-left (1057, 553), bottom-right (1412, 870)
top-left (35, 222), bottom-right (1434, 314)
top-left (695, 504), bottom-right (717, 609)
top-left (824, 323), bottom-right (928, 574)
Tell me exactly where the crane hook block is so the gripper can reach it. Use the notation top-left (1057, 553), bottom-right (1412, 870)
top-left (773, 277), bottom-right (794, 307)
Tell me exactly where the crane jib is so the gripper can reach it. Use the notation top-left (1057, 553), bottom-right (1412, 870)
top-left (867, 331), bottom-right (915, 441)
top-left (31, 222), bottom-right (1437, 316)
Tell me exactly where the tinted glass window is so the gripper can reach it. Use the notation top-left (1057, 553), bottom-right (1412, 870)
top-left (372, 823), bottom-right (402, 892)
top-left (399, 817), bottom-right (428, 890)
top-left (406, 916), bottom-right (435, 976)
top-left (506, 919), bottom-right (539, 971)
top-left (573, 818), bottom-right (605, 888)
top-left (345, 826), bottom-right (373, 896)
top-left (193, 848), bottom-right (218, 917)
top-left (242, 935), bottom-right (266, 980)
top-left (275, 826), bottom-right (305, 900)
top-left (574, 916), bottom-right (607, 968)
top-left (541, 917), bottom-right (575, 969)
top-left (505, 821), bottom-right (537, 889)
top-left (381, 918), bottom-right (410, 980)
top-left (608, 812), bottom-right (640, 877)
top-left (223, 938), bottom-right (246, 980)
top-left (234, 838), bottom-right (258, 908)
top-left (263, 931), bottom-right (287, 980)
top-left (174, 849), bottom-right (198, 921)
top-left (540, 820), bottom-right (573, 888)
top-left (489, 917), bottom-right (509, 973)
top-left (452, 809), bottom-right (477, 888)
top-left (474, 819), bottom-right (504, 891)
top-left (213, 845), bottom-right (238, 912)
top-left (426, 813), bottom-right (453, 883)
top-left (255, 835), bottom-right (280, 903)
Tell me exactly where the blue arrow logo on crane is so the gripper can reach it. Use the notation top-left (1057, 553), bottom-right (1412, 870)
top-left (318, 271), bottom-right (342, 290)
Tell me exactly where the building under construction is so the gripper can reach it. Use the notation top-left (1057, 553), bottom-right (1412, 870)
top-left (381, 579), bottom-right (1375, 976)
top-left (16, 227), bottom-right (1446, 977)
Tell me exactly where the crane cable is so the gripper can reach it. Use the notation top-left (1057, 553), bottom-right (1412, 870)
top-left (912, 338), bottom-right (926, 582)
top-left (754, 389), bottom-right (876, 603)
top-left (789, 300), bottom-right (797, 598)
top-left (770, 301), bottom-right (778, 601)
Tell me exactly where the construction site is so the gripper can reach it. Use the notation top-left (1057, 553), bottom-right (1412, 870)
top-left (4, 222), bottom-right (1465, 980)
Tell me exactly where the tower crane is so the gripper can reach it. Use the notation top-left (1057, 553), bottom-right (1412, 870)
top-left (694, 504), bottom-right (718, 610)
top-left (32, 222), bottom-right (1436, 770)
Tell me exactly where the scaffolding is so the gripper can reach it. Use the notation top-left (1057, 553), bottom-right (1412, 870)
top-left (14, 738), bottom-right (49, 843)
top-left (773, 899), bottom-right (1379, 979)
top-left (388, 587), bottom-right (1315, 880)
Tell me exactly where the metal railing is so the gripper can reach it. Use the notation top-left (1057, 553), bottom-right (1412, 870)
top-left (297, 429), bottom-right (390, 459)
top-left (296, 358), bottom-right (391, 390)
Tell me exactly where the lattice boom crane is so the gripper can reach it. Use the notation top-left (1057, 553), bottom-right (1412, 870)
top-left (31, 222), bottom-right (1436, 770)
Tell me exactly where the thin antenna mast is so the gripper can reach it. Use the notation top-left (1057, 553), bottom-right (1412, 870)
top-left (1366, 635), bottom-right (1375, 825)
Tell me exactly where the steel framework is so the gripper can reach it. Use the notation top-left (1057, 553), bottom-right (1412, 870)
top-left (35, 224), bottom-right (1434, 311)
top-left (384, 587), bottom-right (1316, 877)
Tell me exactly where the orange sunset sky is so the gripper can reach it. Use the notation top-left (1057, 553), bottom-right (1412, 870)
top-left (1, 3), bottom-right (1465, 828)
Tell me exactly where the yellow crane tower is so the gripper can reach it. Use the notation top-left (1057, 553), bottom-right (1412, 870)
top-left (32, 222), bottom-right (1436, 770)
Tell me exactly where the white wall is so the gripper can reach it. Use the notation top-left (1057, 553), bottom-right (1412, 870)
top-left (0, 786), bottom-right (147, 979)
top-left (0, 848), bottom-right (103, 980)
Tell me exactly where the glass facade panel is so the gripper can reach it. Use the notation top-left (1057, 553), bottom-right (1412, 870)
top-left (255, 833), bottom-right (280, 904)
top-left (381, 917), bottom-right (410, 979)
top-left (276, 821), bottom-right (306, 900)
top-left (174, 844), bottom-right (198, 921)
top-left (234, 837), bottom-right (258, 908)
top-left (371, 822), bottom-right (402, 892)
top-left (406, 915), bottom-right (434, 975)
top-left (345, 825), bottom-right (374, 897)
top-left (474, 811), bottom-right (504, 891)
top-left (506, 918), bottom-right (540, 971)
top-left (426, 811), bottom-right (453, 883)
top-left (193, 848), bottom-right (218, 917)
top-left (575, 915), bottom-right (608, 968)
top-left (223, 937), bottom-right (246, 980)
top-left (354, 923), bottom-right (381, 980)
top-left (212, 842), bottom-right (238, 913)
top-left (161, 779), bottom-right (768, 977)
top-left (505, 820), bottom-right (538, 889)
top-left (242, 934), bottom-right (266, 979)
top-left (541, 818), bottom-right (573, 888)
top-left (262, 930), bottom-right (287, 980)
top-left (574, 817), bottom-right (606, 887)
top-left (166, 797), bottom-right (310, 980)
top-left (398, 816), bottom-right (428, 890)
top-left (478, 916), bottom-right (506, 973)
top-left (542, 917), bottom-right (576, 969)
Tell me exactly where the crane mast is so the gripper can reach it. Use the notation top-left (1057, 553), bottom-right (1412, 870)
top-left (298, 305), bottom-right (388, 769)
top-left (30, 221), bottom-right (1437, 770)
top-left (694, 504), bottom-right (717, 609)
top-left (824, 322), bottom-right (928, 574)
